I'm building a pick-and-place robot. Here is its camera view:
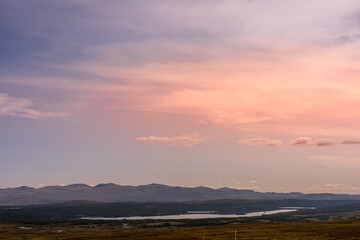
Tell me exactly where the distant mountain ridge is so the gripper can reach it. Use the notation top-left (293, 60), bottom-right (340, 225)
top-left (0, 183), bottom-right (359, 206)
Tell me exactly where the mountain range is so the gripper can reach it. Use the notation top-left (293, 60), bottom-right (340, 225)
top-left (1, 183), bottom-right (360, 206)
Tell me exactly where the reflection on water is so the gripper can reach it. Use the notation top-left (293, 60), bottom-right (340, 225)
top-left (81, 207), bottom-right (314, 220)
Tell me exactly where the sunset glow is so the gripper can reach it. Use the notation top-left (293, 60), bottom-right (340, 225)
top-left (1, 0), bottom-right (360, 193)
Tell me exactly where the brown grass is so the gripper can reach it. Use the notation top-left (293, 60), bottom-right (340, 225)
top-left (2, 219), bottom-right (360, 240)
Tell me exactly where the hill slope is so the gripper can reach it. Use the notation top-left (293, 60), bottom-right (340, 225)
top-left (1, 183), bottom-right (360, 206)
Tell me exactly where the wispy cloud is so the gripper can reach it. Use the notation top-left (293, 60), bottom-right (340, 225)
top-left (306, 183), bottom-right (360, 193)
top-left (308, 155), bottom-right (360, 164)
top-left (235, 180), bottom-right (261, 191)
top-left (309, 155), bottom-right (344, 161)
top-left (144, 112), bottom-right (163, 118)
top-left (237, 137), bottom-right (282, 146)
top-left (136, 133), bottom-right (208, 147)
top-left (0, 93), bottom-right (68, 120)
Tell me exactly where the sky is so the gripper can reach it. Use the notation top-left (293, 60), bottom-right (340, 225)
top-left (1, 0), bottom-right (360, 193)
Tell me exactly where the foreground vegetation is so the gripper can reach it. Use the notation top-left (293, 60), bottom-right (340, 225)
top-left (2, 199), bottom-right (360, 239)
top-left (2, 218), bottom-right (360, 240)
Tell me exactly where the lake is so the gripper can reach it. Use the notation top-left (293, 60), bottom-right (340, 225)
top-left (81, 207), bottom-right (314, 220)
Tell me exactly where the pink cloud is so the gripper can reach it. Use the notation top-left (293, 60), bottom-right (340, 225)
top-left (64, 48), bottom-right (360, 138)
top-left (238, 138), bottom-right (282, 146)
top-left (268, 139), bottom-right (283, 146)
top-left (291, 137), bottom-right (335, 146)
top-left (4, 1), bottom-right (360, 139)
top-left (238, 138), bottom-right (270, 146)
top-left (291, 137), bottom-right (312, 146)
top-left (314, 139), bottom-right (335, 147)
top-left (341, 139), bottom-right (360, 144)
top-left (136, 133), bottom-right (207, 147)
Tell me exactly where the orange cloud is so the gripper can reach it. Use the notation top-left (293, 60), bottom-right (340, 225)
top-left (136, 133), bottom-right (207, 147)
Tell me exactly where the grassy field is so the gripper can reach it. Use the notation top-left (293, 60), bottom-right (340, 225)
top-left (2, 219), bottom-right (360, 240)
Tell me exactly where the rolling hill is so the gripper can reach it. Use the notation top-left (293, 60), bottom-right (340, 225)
top-left (1, 183), bottom-right (360, 206)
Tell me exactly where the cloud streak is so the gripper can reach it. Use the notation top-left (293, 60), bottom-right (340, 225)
top-left (0, 93), bottom-right (68, 120)
top-left (136, 133), bottom-right (208, 147)
top-left (144, 112), bottom-right (163, 118)
top-left (238, 138), bottom-right (283, 146)
top-left (309, 155), bottom-right (343, 161)
top-left (309, 155), bottom-right (360, 164)
top-left (307, 183), bottom-right (360, 193)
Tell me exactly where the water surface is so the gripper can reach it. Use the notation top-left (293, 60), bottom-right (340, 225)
top-left (81, 207), bottom-right (313, 220)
